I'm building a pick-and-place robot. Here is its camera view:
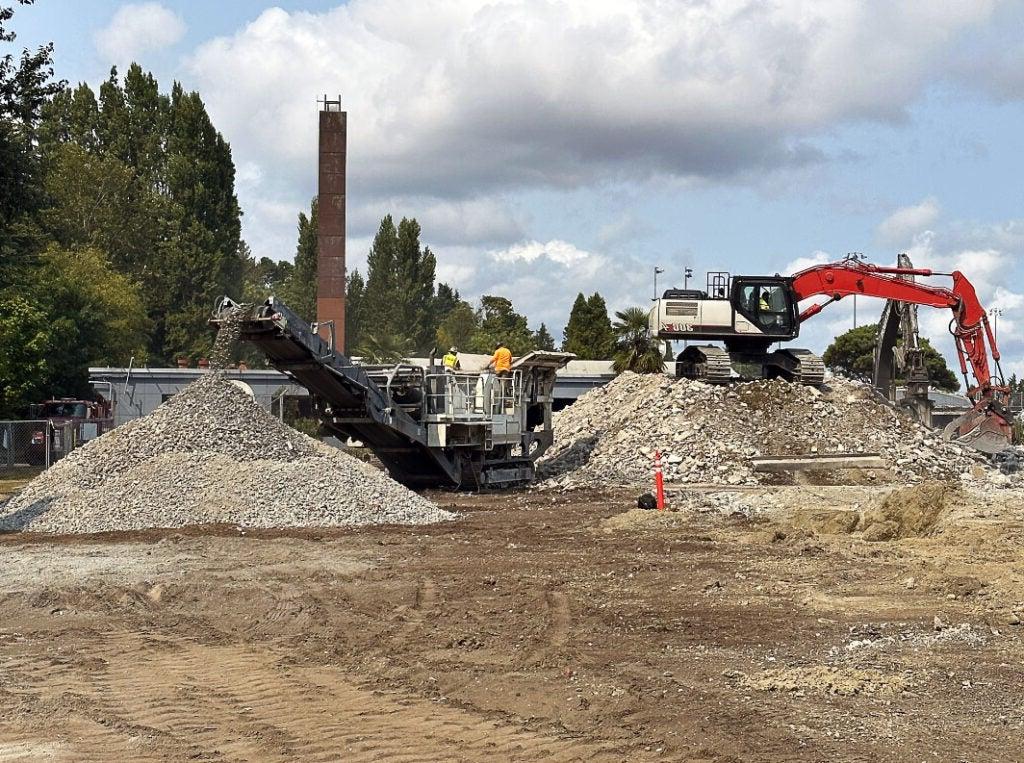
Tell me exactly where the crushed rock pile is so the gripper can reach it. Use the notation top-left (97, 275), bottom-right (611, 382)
top-left (1, 374), bottom-right (453, 533)
top-left (538, 372), bottom-right (980, 490)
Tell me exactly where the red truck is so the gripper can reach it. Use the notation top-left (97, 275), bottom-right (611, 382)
top-left (26, 398), bottom-right (113, 465)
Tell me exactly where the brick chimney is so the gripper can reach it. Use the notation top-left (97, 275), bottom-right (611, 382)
top-left (317, 95), bottom-right (346, 351)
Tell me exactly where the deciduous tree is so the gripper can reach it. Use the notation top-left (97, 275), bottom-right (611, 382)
top-left (470, 296), bottom-right (534, 355)
top-left (436, 300), bottom-right (478, 352)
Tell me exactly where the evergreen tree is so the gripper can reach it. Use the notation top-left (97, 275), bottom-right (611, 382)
top-left (345, 269), bottom-right (366, 352)
top-left (279, 198), bottom-right (317, 322)
top-left (360, 214), bottom-right (450, 354)
top-left (430, 282), bottom-right (461, 341)
top-left (395, 217), bottom-right (438, 351)
top-left (585, 292), bottom-right (615, 358)
top-left (562, 293), bottom-right (589, 355)
top-left (533, 323), bottom-right (555, 351)
top-left (362, 215), bottom-right (401, 332)
top-left (241, 247), bottom-right (293, 303)
top-left (563, 292), bottom-right (614, 359)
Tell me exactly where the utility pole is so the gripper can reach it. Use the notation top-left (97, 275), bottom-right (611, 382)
top-left (653, 266), bottom-right (664, 301)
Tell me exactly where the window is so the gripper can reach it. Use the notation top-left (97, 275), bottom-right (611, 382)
top-left (735, 281), bottom-right (793, 334)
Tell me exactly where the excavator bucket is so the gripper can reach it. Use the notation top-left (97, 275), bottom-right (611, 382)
top-left (942, 400), bottom-right (1014, 455)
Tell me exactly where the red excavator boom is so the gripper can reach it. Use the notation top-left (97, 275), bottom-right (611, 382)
top-left (789, 258), bottom-right (1012, 452)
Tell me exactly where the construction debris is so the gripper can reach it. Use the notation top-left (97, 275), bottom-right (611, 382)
top-left (538, 373), bottom-right (981, 490)
top-left (1, 373), bottom-right (452, 534)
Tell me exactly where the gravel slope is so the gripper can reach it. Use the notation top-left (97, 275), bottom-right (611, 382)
top-left (1, 375), bottom-right (452, 533)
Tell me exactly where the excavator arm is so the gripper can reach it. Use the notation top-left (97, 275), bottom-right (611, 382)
top-left (788, 258), bottom-right (1012, 453)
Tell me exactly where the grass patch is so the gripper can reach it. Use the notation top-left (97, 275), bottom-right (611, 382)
top-left (0, 467), bottom-right (43, 499)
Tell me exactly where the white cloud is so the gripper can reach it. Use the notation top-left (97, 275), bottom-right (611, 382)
top-left (187, 1), bottom-right (1002, 201)
top-left (95, 3), bottom-right (186, 63)
top-left (437, 239), bottom-right (648, 333)
top-left (876, 197), bottom-right (941, 245)
top-left (783, 250), bottom-right (832, 276)
top-left (491, 239), bottom-right (590, 267)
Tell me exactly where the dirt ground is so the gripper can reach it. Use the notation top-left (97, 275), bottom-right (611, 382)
top-left (1, 485), bottom-right (1023, 762)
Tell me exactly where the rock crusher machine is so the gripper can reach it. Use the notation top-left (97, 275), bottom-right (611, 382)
top-left (214, 297), bottom-right (574, 488)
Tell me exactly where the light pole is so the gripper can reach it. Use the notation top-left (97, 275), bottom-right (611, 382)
top-left (990, 308), bottom-right (1003, 343)
top-left (653, 266), bottom-right (664, 301)
top-left (684, 267), bottom-right (693, 291)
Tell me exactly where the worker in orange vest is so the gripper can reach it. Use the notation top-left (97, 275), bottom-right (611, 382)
top-left (487, 341), bottom-right (513, 378)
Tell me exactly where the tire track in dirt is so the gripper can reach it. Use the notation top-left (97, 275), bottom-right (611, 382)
top-left (3, 631), bottom-right (618, 762)
top-left (396, 577), bottom-right (439, 638)
top-left (524, 586), bottom-right (572, 666)
top-left (545, 589), bottom-right (571, 647)
top-left (0, 649), bottom-right (185, 763)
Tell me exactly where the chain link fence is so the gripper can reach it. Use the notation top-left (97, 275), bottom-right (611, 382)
top-left (1, 419), bottom-right (113, 479)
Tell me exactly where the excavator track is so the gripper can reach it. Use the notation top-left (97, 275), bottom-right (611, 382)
top-left (765, 348), bottom-right (825, 386)
top-left (676, 346), bottom-right (733, 384)
top-left (787, 349), bottom-right (825, 386)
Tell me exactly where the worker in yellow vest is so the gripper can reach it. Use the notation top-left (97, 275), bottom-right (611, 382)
top-left (442, 346), bottom-right (460, 371)
top-left (487, 341), bottom-right (513, 378)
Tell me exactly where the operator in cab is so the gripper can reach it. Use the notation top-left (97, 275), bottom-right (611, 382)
top-left (487, 341), bottom-right (513, 377)
top-left (442, 346), bottom-right (461, 371)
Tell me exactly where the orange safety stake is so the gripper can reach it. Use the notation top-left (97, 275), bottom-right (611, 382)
top-left (654, 450), bottom-right (666, 511)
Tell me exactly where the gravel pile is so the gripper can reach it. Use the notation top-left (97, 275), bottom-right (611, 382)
top-left (1, 373), bottom-right (453, 533)
top-left (537, 372), bottom-right (981, 489)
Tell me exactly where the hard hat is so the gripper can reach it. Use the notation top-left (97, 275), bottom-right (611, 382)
top-left (450, 346), bottom-right (458, 353)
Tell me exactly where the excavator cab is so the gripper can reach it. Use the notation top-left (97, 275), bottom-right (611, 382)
top-left (730, 277), bottom-right (799, 340)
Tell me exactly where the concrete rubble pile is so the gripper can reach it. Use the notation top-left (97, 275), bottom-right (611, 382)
top-left (1, 309), bottom-right (452, 533)
top-left (538, 372), bottom-right (982, 490)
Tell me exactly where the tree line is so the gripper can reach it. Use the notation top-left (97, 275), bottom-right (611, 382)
top-left (278, 208), bottom-right (646, 365)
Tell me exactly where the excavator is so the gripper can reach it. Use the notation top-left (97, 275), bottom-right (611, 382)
top-left (649, 255), bottom-right (1013, 454)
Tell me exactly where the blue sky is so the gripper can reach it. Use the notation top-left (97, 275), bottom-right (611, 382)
top-left (12, 1), bottom-right (1024, 378)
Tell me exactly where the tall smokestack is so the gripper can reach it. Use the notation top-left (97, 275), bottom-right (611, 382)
top-left (317, 96), bottom-right (346, 351)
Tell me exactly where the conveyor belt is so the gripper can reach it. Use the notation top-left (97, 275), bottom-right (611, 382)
top-left (216, 298), bottom-right (462, 487)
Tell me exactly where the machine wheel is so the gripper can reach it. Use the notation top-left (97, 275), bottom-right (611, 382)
top-left (675, 346), bottom-right (732, 383)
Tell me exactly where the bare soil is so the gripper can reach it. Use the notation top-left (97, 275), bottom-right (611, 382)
top-left (1, 486), bottom-right (1023, 762)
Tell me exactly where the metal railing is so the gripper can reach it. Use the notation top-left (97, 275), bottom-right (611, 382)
top-left (424, 370), bottom-right (523, 421)
top-left (0, 419), bottom-right (113, 479)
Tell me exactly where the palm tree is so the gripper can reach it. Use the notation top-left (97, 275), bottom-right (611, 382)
top-left (356, 333), bottom-right (414, 364)
top-left (611, 307), bottom-right (664, 374)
